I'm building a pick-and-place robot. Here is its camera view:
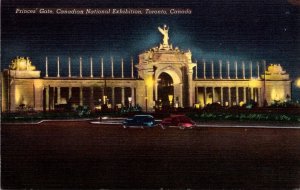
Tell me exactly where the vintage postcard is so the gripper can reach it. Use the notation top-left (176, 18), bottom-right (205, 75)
top-left (1, 0), bottom-right (300, 189)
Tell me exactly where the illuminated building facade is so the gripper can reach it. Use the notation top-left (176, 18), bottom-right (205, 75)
top-left (1, 26), bottom-right (292, 112)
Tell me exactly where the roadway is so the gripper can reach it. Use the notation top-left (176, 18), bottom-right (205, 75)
top-left (2, 120), bottom-right (300, 189)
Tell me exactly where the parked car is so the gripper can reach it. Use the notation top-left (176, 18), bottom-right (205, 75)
top-left (159, 115), bottom-right (196, 129)
top-left (122, 115), bottom-right (156, 129)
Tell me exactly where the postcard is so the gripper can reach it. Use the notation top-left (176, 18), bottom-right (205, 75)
top-left (1, 0), bottom-right (300, 189)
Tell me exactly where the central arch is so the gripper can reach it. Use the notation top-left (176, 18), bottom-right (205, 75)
top-left (154, 66), bottom-right (183, 108)
top-left (157, 72), bottom-right (174, 107)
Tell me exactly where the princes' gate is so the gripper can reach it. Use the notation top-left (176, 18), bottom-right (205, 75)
top-left (1, 26), bottom-right (291, 112)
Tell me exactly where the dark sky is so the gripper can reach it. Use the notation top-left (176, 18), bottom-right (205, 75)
top-left (1, 0), bottom-right (300, 98)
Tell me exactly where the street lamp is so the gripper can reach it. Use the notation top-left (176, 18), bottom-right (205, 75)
top-left (103, 96), bottom-right (107, 105)
top-left (168, 94), bottom-right (173, 107)
top-left (128, 97), bottom-right (132, 108)
top-left (98, 98), bottom-right (102, 110)
top-left (296, 78), bottom-right (300, 88)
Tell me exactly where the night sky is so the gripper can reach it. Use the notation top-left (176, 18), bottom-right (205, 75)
top-left (1, 0), bottom-right (300, 98)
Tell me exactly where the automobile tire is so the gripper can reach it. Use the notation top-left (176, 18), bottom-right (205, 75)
top-left (123, 125), bottom-right (127, 129)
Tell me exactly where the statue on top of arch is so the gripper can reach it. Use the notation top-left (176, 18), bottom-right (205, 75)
top-left (158, 25), bottom-right (170, 48)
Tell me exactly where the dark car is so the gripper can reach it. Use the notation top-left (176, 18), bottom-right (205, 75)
top-left (159, 115), bottom-right (196, 129)
top-left (122, 115), bottom-right (156, 129)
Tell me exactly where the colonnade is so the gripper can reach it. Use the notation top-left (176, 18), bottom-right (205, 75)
top-left (45, 56), bottom-right (135, 78)
top-left (196, 60), bottom-right (266, 79)
top-left (195, 86), bottom-right (262, 107)
top-left (44, 85), bottom-right (136, 110)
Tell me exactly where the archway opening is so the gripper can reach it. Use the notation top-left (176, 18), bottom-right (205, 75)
top-left (157, 72), bottom-right (174, 108)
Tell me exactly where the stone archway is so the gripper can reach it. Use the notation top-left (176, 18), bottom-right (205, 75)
top-left (155, 67), bottom-right (183, 108)
top-left (157, 72), bottom-right (174, 107)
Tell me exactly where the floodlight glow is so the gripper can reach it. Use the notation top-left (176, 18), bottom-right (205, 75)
top-left (296, 78), bottom-right (300, 88)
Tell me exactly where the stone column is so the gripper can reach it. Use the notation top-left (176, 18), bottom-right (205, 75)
top-left (258, 88), bottom-right (262, 106)
top-left (112, 87), bottom-right (115, 107)
top-left (180, 83), bottom-right (183, 107)
top-left (195, 86), bottom-right (198, 103)
top-left (121, 87), bottom-right (125, 106)
top-left (57, 57), bottom-right (60, 77)
top-left (80, 57), bottom-right (82, 78)
top-left (211, 60), bottom-right (214, 79)
top-left (212, 87), bottom-right (215, 103)
top-left (219, 60), bottom-right (222, 79)
top-left (251, 88), bottom-right (254, 100)
top-left (236, 87), bottom-right (239, 105)
top-left (204, 87), bottom-right (207, 106)
top-left (111, 57), bottom-right (114, 78)
top-left (8, 83), bottom-right (19, 111)
top-left (144, 72), bottom-right (155, 110)
top-left (227, 60), bottom-right (230, 79)
top-left (188, 73), bottom-right (195, 107)
top-left (203, 60), bottom-right (206, 79)
top-left (220, 87), bottom-right (224, 106)
top-left (52, 87), bottom-right (55, 109)
top-left (68, 87), bottom-right (72, 99)
top-left (250, 61), bottom-right (253, 79)
top-left (228, 87), bottom-right (231, 106)
top-left (195, 60), bottom-right (198, 79)
top-left (101, 58), bottom-right (104, 78)
top-left (90, 57), bottom-right (93, 78)
top-left (243, 87), bottom-right (247, 103)
top-left (10, 84), bottom-right (16, 110)
top-left (257, 62), bottom-right (260, 78)
top-left (34, 84), bottom-right (44, 111)
top-left (173, 83), bottom-right (181, 108)
top-left (45, 57), bottom-right (48, 77)
top-left (131, 57), bottom-right (134, 78)
top-left (57, 87), bottom-right (61, 104)
top-left (45, 86), bottom-right (49, 110)
top-left (121, 59), bottom-right (124, 78)
top-left (68, 57), bottom-right (71, 78)
top-left (79, 87), bottom-right (83, 106)
top-left (155, 83), bottom-right (158, 102)
top-left (234, 61), bottom-right (238, 79)
top-left (242, 61), bottom-right (245, 79)
top-left (131, 87), bottom-right (135, 106)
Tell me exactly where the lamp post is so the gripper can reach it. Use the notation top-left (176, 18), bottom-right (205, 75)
top-left (168, 95), bottom-right (173, 107)
top-left (159, 99), bottom-right (162, 110)
top-left (263, 60), bottom-right (267, 106)
top-left (98, 98), bottom-right (102, 115)
top-left (128, 97), bottom-right (132, 108)
top-left (103, 96), bottom-right (107, 105)
top-left (107, 98), bottom-right (109, 106)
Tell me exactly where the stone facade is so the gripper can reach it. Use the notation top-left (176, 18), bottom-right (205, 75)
top-left (1, 27), bottom-right (292, 112)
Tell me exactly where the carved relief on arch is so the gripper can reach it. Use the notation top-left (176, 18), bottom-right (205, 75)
top-left (154, 64), bottom-right (182, 85)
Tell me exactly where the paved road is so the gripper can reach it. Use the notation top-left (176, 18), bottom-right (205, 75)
top-left (2, 121), bottom-right (300, 189)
